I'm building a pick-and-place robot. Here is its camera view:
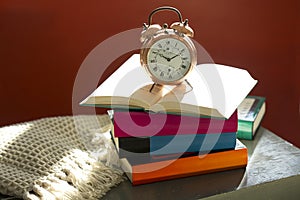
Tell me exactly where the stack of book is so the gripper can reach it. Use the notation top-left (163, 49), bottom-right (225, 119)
top-left (81, 54), bottom-right (257, 185)
top-left (112, 110), bottom-right (238, 157)
top-left (109, 110), bottom-right (249, 185)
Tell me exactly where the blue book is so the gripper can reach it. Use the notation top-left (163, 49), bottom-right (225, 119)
top-left (150, 132), bottom-right (236, 155)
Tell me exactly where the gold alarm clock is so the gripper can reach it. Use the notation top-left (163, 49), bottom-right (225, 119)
top-left (140, 6), bottom-right (197, 86)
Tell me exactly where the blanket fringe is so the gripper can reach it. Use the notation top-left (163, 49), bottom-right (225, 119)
top-left (24, 150), bottom-right (124, 200)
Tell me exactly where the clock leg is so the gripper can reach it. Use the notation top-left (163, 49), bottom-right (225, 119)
top-left (184, 79), bottom-right (193, 93)
top-left (149, 83), bottom-right (157, 93)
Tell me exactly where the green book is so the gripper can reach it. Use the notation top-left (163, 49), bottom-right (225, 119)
top-left (237, 96), bottom-right (266, 140)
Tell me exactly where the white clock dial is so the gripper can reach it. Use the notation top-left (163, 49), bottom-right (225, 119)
top-left (147, 38), bottom-right (191, 82)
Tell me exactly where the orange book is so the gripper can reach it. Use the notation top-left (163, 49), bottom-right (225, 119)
top-left (120, 139), bottom-right (247, 185)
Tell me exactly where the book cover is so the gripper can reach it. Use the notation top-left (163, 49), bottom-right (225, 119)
top-left (117, 132), bottom-right (236, 156)
top-left (80, 54), bottom-right (257, 119)
top-left (112, 110), bottom-right (237, 137)
top-left (120, 139), bottom-right (248, 185)
top-left (237, 96), bottom-right (266, 140)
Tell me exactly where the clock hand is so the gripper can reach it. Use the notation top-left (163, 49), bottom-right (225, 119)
top-left (169, 54), bottom-right (180, 60)
top-left (157, 53), bottom-right (171, 61)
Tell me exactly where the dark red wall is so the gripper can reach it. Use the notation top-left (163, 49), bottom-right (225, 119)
top-left (1, 1), bottom-right (299, 147)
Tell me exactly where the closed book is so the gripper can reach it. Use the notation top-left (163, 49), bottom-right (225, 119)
top-left (118, 132), bottom-right (236, 157)
top-left (150, 132), bottom-right (236, 155)
top-left (120, 139), bottom-right (248, 185)
top-left (112, 110), bottom-right (238, 138)
top-left (237, 96), bottom-right (266, 140)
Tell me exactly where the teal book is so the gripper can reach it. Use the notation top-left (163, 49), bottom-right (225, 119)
top-left (117, 132), bottom-right (236, 156)
top-left (150, 132), bottom-right (236, 155)
top-left (237, 96), bottom-right (266, 140)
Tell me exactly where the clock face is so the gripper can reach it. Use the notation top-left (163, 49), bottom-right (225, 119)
top-left (146, 38), bottom-right (192, 83)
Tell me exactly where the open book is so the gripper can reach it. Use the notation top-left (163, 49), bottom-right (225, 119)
top-left (80, 54), bottom-right (257, 119)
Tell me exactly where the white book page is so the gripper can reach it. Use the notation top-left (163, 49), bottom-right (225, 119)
top-left (88, 54), bottom-right (153, 98)
top-left (183, 63), bottom-right (257, 118)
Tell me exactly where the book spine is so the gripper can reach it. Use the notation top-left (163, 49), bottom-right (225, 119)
top-left (118, 132), bottom-right (236, 156)
top-left (150, 132), bottom-right (236, 155)
top-left (113, 111), bottom-right (238, 137)
top-left (118, 137), bottom-right (150, 158)
top-left (237, 130), bottom-right (253, 140)
top-left (130, 146), bottom-right (248, 185)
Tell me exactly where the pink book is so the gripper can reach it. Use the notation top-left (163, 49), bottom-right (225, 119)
top-left (113, 111), bottom-right (237, 137)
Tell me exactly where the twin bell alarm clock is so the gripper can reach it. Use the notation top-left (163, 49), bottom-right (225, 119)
top-left (140, 6), bottom-right (197, 86)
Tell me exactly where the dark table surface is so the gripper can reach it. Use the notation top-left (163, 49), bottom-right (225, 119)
top-left (103, 127), bottom-right (300, 200)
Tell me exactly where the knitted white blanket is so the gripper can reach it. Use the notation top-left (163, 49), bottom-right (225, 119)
top-left (0, 115), bottom-right (123, 199)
